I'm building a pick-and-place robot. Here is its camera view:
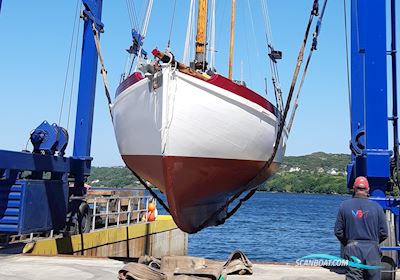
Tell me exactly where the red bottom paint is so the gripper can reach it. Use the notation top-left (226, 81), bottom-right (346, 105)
top-left (122, 155), bottom-right (279, 233)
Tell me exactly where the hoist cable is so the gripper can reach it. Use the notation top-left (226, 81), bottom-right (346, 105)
top-left (67, 6), bottom-right (82, 131)
top-left (58, 0), bottom-right (80, 126)
top-left (343, 0), bottom-right (352, 133)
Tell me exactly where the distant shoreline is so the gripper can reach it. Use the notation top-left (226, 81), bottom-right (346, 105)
top-left (89, 185), bottom-right (352, 196)
top-left (257, 190), bottom-right (351, 196)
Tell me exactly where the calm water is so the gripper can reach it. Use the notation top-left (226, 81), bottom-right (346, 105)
top-left (187, 192), bottom-right (349, 262)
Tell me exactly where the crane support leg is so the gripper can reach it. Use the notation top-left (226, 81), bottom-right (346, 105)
top-left (347, 0), bottom-right (391, 196)
top-left (347, 0), bottom-right (400, 273)
top-left (72, 0), bottom-right (104, 196)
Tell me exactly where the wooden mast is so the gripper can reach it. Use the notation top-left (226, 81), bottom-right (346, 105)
top-left (195, 0), bottom-right (208, 70)
top-left (228, 0), bottom-right (235, 80)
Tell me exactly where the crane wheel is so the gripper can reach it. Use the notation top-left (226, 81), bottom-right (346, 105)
top-left (77, 202), bottom-right (92, 234)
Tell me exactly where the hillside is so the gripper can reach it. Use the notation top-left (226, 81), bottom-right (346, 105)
top-left (89, 152), bottom-right (351, 194)
top-left (281, 152), bottom-right (349, 175)
top-left (90, 166), bottom-right (141, 188)
top-left (259, 152), bottom-right (349, 194)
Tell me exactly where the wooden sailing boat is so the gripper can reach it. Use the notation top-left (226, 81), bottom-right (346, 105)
top-left (111, 0), bottom-right (287, 233)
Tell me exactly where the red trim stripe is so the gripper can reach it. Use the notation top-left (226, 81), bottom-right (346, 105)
top-left (115, 72), bottom-right (144, 97)
top-left (115, 72), bottom-right (278, 117)
top-left (206, 74), bottom-right (277, 116)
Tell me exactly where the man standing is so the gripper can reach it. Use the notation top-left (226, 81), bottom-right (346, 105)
top-left (335, 176), bottom-right (388, 280)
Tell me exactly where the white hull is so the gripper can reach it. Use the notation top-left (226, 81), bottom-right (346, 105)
top-left (111, 66), bottom-right (286, 162)
top-left (111, 65), bottom-right (287, 232)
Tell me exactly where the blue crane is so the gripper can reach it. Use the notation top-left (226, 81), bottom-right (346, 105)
top-left (347, 0), bottom-right (400, 277)
top-left (0, 0), bottom-right (103, 234)
top-left (0, 1), bottom-right (399, 278)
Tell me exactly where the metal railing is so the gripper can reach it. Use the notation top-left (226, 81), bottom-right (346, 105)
top-left (89, 195), bottom-right (153, 231)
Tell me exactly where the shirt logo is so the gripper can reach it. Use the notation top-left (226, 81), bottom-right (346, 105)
top-left (352, 209), bottom-right (368, 219)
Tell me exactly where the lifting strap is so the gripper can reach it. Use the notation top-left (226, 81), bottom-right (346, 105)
top-left (91, 22), bottom-right (172, 214)
top-left (189, 0), bottom-right (324, 233)
top-left (91, 23), bottom-right (113, 111)
top-left (287, 0), bottom-right (328, 133)
top-left (95, 0), bottom-right (326, 234)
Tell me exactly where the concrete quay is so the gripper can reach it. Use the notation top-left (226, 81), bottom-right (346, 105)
top-left (1, 255), bottom-right (398, 279)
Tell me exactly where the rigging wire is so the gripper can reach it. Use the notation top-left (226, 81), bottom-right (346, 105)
top-left (264, 0), bottom-right (283, 108)
top-left (125, 0), bottom-right (134, 30)
top-left (183, 0), bottom-right (196, 65)
top-left (203, 0), bottom-right (210, 71)
top-left (191, 1), bottom-right (197, 63)
top-left (246, 0), bottom-right (260, 59)
top-left (140, 0), bottom-right (154, 48)
top-left (58, 0), bottom-right (80, 126)
top-left (242, 2), bottom-right (254, 86)
top-left (262, 0), bottom-right (274, 44)
top-left (209, 0), bottom-right (216, 69)
top-left (131, 1), bottom-right (139, 30)
top-left (122, 0), bottom-right (141, 81)
top-left (167, 0), bottom-right (178, 49)
top-left (133, 0), bottom-right (154, 73)
top-left (260, 0), bottom-right (284, 111)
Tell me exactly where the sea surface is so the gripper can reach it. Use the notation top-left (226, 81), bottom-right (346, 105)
top-left (186, 192), bottom-right (349, 263)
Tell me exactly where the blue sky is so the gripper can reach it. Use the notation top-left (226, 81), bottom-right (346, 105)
top-left (0, 1), bottom-right (363, 166)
